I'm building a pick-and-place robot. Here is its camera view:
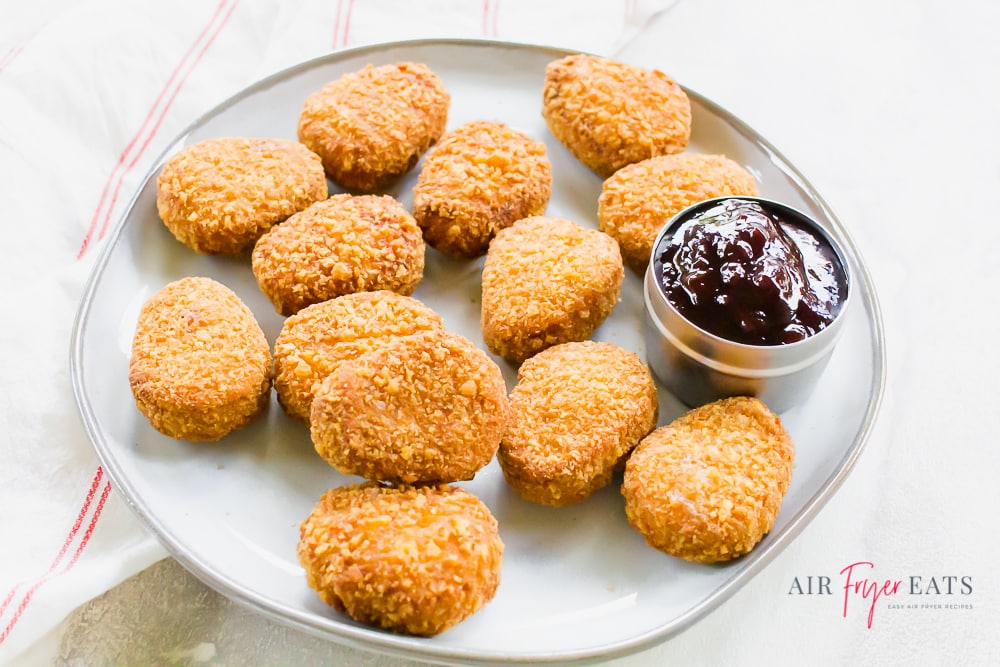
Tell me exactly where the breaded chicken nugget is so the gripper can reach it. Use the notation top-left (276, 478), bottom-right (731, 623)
top-left (273, 291), bottom-right (443, 424)
top-left (251, 194), bottom-right (425, 316)
top-left (599, 153), bottom-right (759, 273)
top-left (412, 121), bottom-right (552, 258)
top-left (311, 330), bottom-right (508, 483)
top-left (298, 62), bottom-right (449, 192)
top-left (481, 216), bottom-right (624, 363)
top-left (156, 137), bottom-right (327, 255)
top-left (622, 397), bottom-right (794, 563)
top-left (129, 277), bottom-right (272, 441)
top-left (299, 482), bottom-right (503, 636)
top-left (542, 54), bottom-right (691, 178)
top-left (499, 341), bottom-right (658, 506)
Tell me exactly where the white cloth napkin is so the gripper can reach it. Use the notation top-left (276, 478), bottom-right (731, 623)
top-left (0, 0), bottom-right (676, 661)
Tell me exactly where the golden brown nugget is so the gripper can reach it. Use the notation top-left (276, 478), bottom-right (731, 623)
top-left (251, 194), bottom-right (425, 316)
top-left (499, 341), bottom-right (658, 506)
top-left (542, 54), bottom-right (691, 178)
top-left (299, 483), bottom-right (503, 636)
top-left (273, 291), bottom-right (443, 424)
top-left (412, 120), bottom-right (552, 258)
top-left (622, 397), bottom-right (794, 563)
top-left (310, 330), bottom-right (508, 483)
top-left (129, 277), bottom-right (272, 441)
top-left (156, 137), bottom-right (327, 255)
top-left (298, 62), bottom-right (449, 192)
top-left (481, 216), bottom-right (624, 363)
top-left (598, 153), bottom-right (759, 273)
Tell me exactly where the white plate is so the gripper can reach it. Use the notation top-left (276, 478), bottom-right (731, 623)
top-left (70, 40), bottom-right (886, 664)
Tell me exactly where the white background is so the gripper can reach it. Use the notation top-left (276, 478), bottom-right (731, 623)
top-left (4, 0), bottom-right (998, 664)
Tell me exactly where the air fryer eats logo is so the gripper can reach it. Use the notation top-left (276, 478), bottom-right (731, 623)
top-left (788, 562), bottom-right (974, 628)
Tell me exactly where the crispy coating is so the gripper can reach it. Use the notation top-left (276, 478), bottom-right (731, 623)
top-left (542, 54), bottom-right (692, 178)
top-left (499, 341), bottom-right (658, 506)
top-left (298, 483), bottom-right (503, 636)
top-left (297, 62), bottom-right (449, 192)
top-left (622, 397), bottom-right (794, 563)
top-left (481, 216), bottom-right (624, 363)
top-left (310, 330), bottom-right (508, 483)
top-left (273, 291), bottom-right (443, 424)
top-left (251, 194), bottom-right (425, 316)
top-left (128, 277), bottom-right (272, 441)
top-left (156, 137), bottom-right (327, 255)
top-left (598, 153), bottom-right (759, 273)
top-left (412, 121), bottom-right (552, 258)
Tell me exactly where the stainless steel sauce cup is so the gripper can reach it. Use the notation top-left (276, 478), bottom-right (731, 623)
top-left (643, 196), bottom-right (852, 412)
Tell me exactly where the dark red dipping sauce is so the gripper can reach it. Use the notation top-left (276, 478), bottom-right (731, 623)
top-left (653, 198), bottom-right (847, 345)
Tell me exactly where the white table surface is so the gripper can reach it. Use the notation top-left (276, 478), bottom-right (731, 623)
top-left (13, 0), bottom-right (1000, 664)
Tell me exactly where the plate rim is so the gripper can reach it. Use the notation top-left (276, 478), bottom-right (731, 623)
top-left (69, 38), bottom-right (887, 664)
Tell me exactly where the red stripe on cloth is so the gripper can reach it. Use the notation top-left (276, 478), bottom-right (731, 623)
top-left (63, 481), bottom-right (113, 571)
top-left (0, 44), bottom-right (26, 74)
top-left (0, 467), bottom-right (103, 620)
top-left (0, 17), bottom-right (57, 75)
top-left (0, 481), bottom-right (112, 646)
top-left (76, 0), bottom-right (239, 259)
top-left (0, 26), bottom-right (42, 75)
top-left (89, 0), bottom-right (239, 249)
top-left (339, 0), bottom-right (355, 49)
top-left (332, 0), bottom-right (344, 50)
top-left (0, 469), bottom-right (108, 645)
top-left (0, 590), bottom-right (15, 629)
top-left (482, 0), bottom-right (491, 36)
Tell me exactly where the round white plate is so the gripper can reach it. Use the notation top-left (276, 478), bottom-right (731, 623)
top-left (71, 40), bottom-right (886, 664)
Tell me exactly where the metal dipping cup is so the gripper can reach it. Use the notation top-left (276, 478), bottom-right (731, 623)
top-left (643, 197), bottom-right (852, 412)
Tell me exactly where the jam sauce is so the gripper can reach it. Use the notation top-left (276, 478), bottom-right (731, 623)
top-left (653, 199), bottom-right (846, 346)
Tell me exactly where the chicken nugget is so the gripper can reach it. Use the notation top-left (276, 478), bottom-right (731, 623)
top-left (622, 397), bottom-right (794, 563)
top-left (298, 62), bottom-right (449, 192)
top-left (252, 194), bottom-right (425, 316)
top-left (412, 121), bottom-right (552, 258)
top-left (273, 291), bottom-right (443, 424)
top-left (481, 216), bottom-right (624, 363)
top-left (599, 153), bottom-right (759, 273)
top-left (310, 330), bottom-right (508, 483)
top-left (499, 341), bottom-right (658, 506)
top-left (156, 137), bottom-right (327, 255)
top-left (542, 54), bottom-right (691, 178)
top-left (298, 482), bottom-right (503, 636)
top-left (129, 277), bottom-right (272, 441)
